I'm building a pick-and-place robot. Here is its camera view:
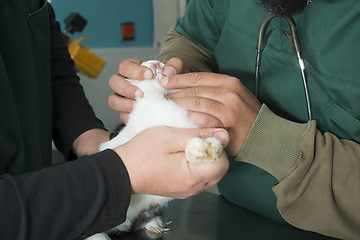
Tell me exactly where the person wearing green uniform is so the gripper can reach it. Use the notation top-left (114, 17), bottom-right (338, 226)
top-left (110, 0), bottom-right (360, 239)
top-left (0, 1), bottom-right (229, 239)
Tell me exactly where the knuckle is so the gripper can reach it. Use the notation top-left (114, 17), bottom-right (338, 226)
top-left (224, 76), bottom-right (242, 91)
top-left (192, 97), bottom-right (202, 108)
top-left (227, 76), bottom-right (240, 86)
top-left (196, 128), bottom-right (208, 139)
top-left (107, 94), bottom-right (118, 109)
top-left (227, 91), bottom-right (240, 103)
top-left (196, 114), bottom-right (217, 128)
top-left (119, 112), bottom-right (129, 124)
top-left (108, 74), bottom-right (118, 89)
top-left (189, 87), bottom-right (199, 97)
top-left (118, 61), bottom-right (126, 75)
top-left (108, 94), bottom-right (114, 105)
top-left (189, 72), bottom-right (202, 85)
top-left (195, 114), bottom-right (208, 128)
top-left (168, 57), bottom-right (181, 66)
top-left (137, 67), bottom-right (148, 79)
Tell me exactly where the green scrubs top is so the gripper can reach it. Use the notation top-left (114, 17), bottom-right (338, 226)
top-left (176, 0), bottom-right (360, 221)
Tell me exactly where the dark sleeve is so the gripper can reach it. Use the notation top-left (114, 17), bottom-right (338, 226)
top-left (49, 4), bottom-right (106, 159)
top-left (0, 149), bottom-right (131, 240)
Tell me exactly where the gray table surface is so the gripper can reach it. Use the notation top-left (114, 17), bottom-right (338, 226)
top-left (111, 192), bottom-right (337, 240)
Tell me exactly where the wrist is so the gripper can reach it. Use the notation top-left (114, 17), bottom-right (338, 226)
top-left (235, 104), bottom-right (310, 181)
top-left (113, 144), bottom-right (141, 194)
top-left (72, 129), bottom-right (110, 157)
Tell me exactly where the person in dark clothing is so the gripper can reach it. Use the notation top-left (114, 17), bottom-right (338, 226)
top-left (0, 1), bottom-right (229, 239)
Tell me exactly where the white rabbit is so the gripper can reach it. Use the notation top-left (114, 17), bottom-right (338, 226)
top-left (86, 60), bottom-right (223, 240)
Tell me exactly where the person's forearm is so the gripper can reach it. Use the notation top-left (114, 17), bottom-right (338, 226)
top-left (237, 104), bottom-right (360, 239)
top-left (157, 29), bottom-right (219, 73)
top-left (48, 4), bottom-right (106, 159)
top-left (0, 149), bottom-right (131, 240)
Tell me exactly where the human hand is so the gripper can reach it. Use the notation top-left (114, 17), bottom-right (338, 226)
top-left (72, 129), bottom-right (110, 157)
top-left (113, 126), bottom-right (230, 199)
top-left (108, 58), bottom-right (187, 123)
top-left (159, 72), bottom-right (261, 156)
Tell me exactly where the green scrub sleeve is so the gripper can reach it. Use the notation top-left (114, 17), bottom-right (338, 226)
top-left (236, 104), bottom-right (308, 181)
top-left (157, 29), bottom-right (219, 73)
top-left (238, 104), bottom-right (360, 239)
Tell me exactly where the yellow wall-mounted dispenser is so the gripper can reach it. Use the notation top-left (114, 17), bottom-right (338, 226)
top-left (67, 37), bottom-right (105, 78)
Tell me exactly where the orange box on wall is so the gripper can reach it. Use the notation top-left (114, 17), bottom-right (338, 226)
top-left (121, 22), bottom-right (135, 40)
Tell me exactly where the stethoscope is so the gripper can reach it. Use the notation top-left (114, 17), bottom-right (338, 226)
top-left (255, 13), bottom-right (312, 121)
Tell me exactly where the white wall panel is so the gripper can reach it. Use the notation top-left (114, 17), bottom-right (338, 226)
top-left (153, 0), bottom-right (188, 53)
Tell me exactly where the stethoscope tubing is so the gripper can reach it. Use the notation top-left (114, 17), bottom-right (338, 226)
top-left (255, 13), bottom-right (312, 121)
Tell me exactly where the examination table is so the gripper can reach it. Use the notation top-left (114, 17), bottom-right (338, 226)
top-left (111, 192), bottom-right (337, 240)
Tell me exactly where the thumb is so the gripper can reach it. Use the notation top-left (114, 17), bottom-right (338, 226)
top-left (169, 128), bottom-right (230, 153)
top-left (201, 128), bottom-right (229, 147)
top-left (163, 57), bottom-right (187, 76)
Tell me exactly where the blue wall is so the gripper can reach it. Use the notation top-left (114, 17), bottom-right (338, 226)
top-left (52, 0), bottom-right (154, 48)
